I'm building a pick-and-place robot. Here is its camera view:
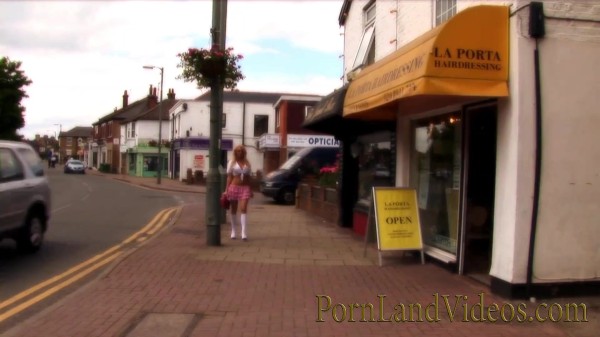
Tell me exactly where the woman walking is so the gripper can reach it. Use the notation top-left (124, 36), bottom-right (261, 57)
top-left (224, 145), bottom-right (253, 240)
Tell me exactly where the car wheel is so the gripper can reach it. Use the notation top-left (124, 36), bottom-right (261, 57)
top-left (16, 212), bottom-right (45, 254)
top-left (280, 188), bottom-right (296, 205)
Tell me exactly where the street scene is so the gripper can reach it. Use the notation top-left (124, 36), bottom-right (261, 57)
top-left (1, 0), bottom-right (599, 336)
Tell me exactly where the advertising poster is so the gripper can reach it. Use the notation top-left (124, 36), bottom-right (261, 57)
top-left (372, 187), bottom-right (423, 251)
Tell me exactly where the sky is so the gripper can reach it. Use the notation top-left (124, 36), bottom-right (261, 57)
top-left (0, 0), bottom-right (345, 139)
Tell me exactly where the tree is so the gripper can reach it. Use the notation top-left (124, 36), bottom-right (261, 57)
top-left (0, 57), bottom-right (32, 140)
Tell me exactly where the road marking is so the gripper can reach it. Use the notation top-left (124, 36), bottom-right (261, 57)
top-left (0, 206), bottom-right (180, 323)
top-left (0, 252), bottom-right (123, 323)
top-left (51, 204), bottom-right (72, 214)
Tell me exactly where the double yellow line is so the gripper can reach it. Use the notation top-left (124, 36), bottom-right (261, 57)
top-left (0, 206), bottom-right (180, 323)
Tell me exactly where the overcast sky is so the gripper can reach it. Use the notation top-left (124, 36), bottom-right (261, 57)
top-left (0, 0), bottom-right (345, 139)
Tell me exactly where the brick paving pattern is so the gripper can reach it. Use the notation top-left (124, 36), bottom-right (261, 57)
top-left (3, 170), bottom-right (595, 337)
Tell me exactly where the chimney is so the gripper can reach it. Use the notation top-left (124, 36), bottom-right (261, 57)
top-left (167, 88), bottom-right (176, 100)
top-left (122, 90), bottom-right (129, 108)
top-left (147, 85), bottom-right (158, 108)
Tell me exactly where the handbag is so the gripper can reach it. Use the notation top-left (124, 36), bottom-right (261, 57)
top-left (220, 194), bottom-right (230, 210)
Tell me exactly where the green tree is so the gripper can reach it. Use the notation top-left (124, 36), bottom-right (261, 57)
top-left (0, 57), bottom-right (32, 140)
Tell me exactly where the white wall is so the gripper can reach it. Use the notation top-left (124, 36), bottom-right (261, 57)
top-left (171, 99), bottom-right (277, 180)
top-left (491, 0), bottom-right (600, 284)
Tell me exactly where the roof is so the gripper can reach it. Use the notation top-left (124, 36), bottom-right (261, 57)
top-left (124, 98), bottom-right (179, 122)
top-left (194, 90), bottom-right (321, 105)
top-left (339, 0), bottom-right (352, 26)
top-left (59, 126), bottom-right (93, 138)
top-left (94, 97), bottom-right (153, 125)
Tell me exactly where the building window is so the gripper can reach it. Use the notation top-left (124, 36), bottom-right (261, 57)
top-left (435, 0), bottom-right (457, 26)
top-left (410, 112), bottom-right (462, 254)
top-left (254, 114), bottom-right (269, 137)
top-left (108, 121), bottom-right (113, 137)
top-left (352, 2), bottom-right (376, 70)
top-left (94, 125), bottom-right (98, 136)
top-left (222, 113), bottom-right (227, 128)
top-left (66, 137), bottom-right (72, 146)
top-left (304, 106), bottom-right (314, 119)
top-left (128, 122), bottom-right (136, 138)
top-left (276, 109), bottom-right (280, 129)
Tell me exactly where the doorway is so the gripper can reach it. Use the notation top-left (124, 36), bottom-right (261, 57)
top-left (461, 104), bottom-right (497, 281)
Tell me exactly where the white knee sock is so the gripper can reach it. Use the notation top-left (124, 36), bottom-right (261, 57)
top-left (240, 213), bottom-right (247, 239)
top-left (230, 214), bottom-right (237, 238)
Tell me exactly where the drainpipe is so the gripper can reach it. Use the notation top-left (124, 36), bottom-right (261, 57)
top-left (242, 101), bottom-right (246, 146)
top-left (526, 2), bottom-right (545, 299)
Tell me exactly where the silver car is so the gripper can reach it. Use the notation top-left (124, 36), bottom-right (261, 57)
top-left (0, 140), bottom-right (51, 253)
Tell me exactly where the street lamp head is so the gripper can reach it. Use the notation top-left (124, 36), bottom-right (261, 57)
top-left (143, 65), bottom-right (154, 70)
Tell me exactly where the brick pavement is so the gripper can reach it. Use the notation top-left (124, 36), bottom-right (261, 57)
top-left (3, 170), bottom-right (595, 337)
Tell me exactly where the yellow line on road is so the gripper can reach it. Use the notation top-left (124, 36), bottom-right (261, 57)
top-left (123, 207), bottom-right (176, 244)
top-left (0, 251), bottom-right (123, 323)
top-left (146, 208), bottom-right (177, 235)
top-left (0, 206), bottom-right (178, 319)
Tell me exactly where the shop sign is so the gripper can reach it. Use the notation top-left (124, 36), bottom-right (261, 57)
top-left (259, 134), bottom-right (280, 148)
top-left (287, 134), bottom-right (340, 148)
top-left (194, 155), bottom-right (205, 169)
top-left (364, 187), bottom-right (425, 266)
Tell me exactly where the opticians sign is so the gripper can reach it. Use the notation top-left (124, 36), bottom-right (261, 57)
top-left (287, 134), bottom-right (340, 148)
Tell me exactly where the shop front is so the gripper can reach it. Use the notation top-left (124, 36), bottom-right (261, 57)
top-left (302, 85), bottom-right (394, 228)
top-left (171, 137), bottom-right (233, 181)
top-left (343, 5), bottom-right (509, 278)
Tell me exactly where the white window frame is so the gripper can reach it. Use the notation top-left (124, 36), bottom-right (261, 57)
top-left (435, 0), bottom-right (457, 26)
top-left (352, 2), bottom-right (376, 70)
top-left (128, 122), bottom-right (136, 138)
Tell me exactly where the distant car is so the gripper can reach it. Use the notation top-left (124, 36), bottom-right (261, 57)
top-left (64, 160), bottom-right (86, 174)
top-left (0, 140), bottom-right (51, 253)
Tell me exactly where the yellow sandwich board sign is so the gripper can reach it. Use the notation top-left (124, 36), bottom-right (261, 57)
top-left (365, 187), bottom-right (425, 265)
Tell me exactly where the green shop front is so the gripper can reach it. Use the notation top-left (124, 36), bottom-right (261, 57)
top-left (126, 145), bottom-right (168, 178)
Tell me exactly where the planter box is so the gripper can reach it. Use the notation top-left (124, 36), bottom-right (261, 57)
top-left (296, 183), bottom-right (339, 224)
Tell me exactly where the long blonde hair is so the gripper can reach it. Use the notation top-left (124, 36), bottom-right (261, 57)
top-left (232, 145), bottom-right (250, 166)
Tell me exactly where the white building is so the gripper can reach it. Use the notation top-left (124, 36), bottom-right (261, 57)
top-left (168, 91), bottom-right (289, 181)
top-left (322, 0), bottom-right (600, 298)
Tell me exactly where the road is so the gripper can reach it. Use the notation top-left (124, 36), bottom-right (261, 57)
top-left (0, 168), bottom-right (181, 328)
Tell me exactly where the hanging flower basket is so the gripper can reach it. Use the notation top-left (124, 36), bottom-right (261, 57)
top-left (177, 46), bottom-right (244, 90)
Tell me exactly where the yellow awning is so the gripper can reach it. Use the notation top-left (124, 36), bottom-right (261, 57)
top-left (343, 5), bottom-right (509, 119)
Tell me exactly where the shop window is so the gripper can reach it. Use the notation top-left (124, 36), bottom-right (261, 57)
top-left (411, 113), bottom-right (462, 254)
top-left (355, 131), bottom-right (395, 202)
top-left (435, 0), bottom-right (457, 26)
top-left (254, 115), bottom-right (268, 137)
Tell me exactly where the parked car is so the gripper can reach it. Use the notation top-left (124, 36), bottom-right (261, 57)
top-left (64, 159), bottom-right (86, 174)
top-left (260, 147), bottom-right (339, 204)
top-left (0, 140), bottom-right (51, 253)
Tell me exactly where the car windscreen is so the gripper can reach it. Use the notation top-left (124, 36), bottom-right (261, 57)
top-left (280, 148), bottom-right (312, 170)
top-left (69, 160), bottom-right (84, 165)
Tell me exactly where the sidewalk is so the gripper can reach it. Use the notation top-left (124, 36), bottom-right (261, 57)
top-left (4, 171), bottom-right (596, 337)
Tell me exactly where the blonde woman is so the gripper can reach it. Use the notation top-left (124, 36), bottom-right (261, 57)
top-left (224, 145), bottom-right (253, 240)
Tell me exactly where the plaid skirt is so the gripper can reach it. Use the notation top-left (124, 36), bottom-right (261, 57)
top-left (227, 184), bottom-right (252, 201)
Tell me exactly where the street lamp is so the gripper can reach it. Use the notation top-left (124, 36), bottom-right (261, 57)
top-left (143, 65), bottom-right (164, 185)
top-left (54, 123), bottom-right (62, 162)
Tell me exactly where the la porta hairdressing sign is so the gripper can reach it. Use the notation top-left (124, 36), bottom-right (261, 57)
top-left (288, 134), bottom-right (340, 148)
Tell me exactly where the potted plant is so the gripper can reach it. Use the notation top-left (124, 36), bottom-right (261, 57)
top-left (177, 46), bottom-right (245, 90)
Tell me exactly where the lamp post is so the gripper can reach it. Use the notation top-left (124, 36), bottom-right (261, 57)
top-left (143, 65), bottom-right (164, 185)
top-left (54, 124), bottom-right (62, 162)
